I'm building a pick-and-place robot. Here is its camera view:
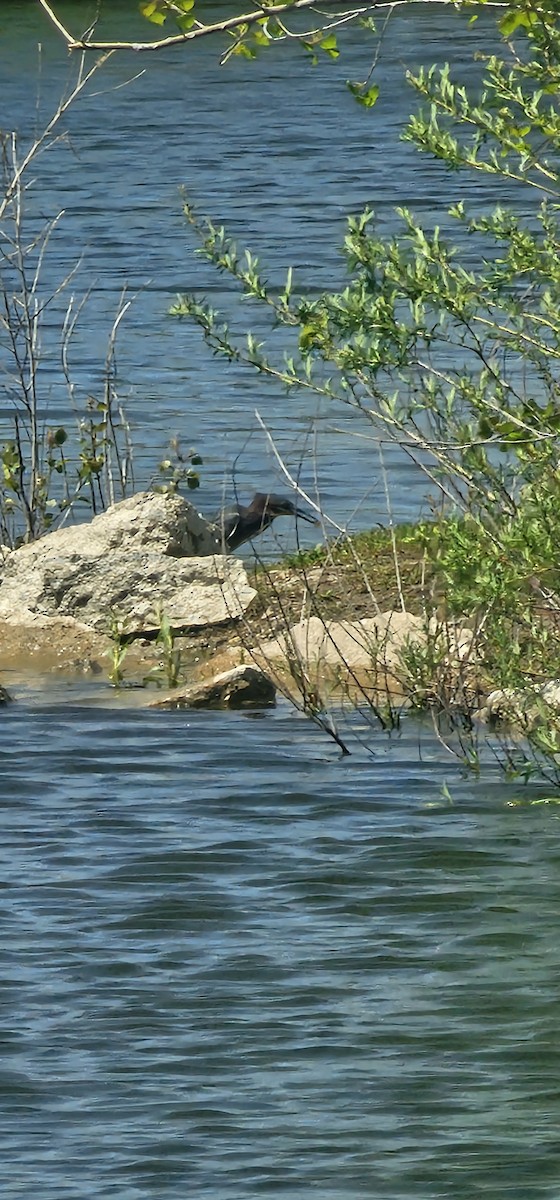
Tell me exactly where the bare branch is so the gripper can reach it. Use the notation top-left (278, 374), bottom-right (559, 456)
top-left (36, 0), bottom-right (509, 54)
top-left (0, 50), bottom-right (113, 223)
top-left (36, 0), bottom-right (74, 44)
top-left (255, 408), bottom-right (346, 534)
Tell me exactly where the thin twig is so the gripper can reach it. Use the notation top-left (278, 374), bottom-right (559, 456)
top-left (37, 0), bottom-right (509, 54)
top-left (0, 50), bottom-right (113, 224)
top-left (377, 440), bottom-right (406, 613)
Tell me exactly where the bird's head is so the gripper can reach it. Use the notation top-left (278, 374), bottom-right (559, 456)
top-left (253, 492), bottom-right (319, 525)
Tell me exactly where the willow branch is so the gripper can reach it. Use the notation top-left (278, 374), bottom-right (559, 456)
top-left (37, 0), bottom-right (509, 54)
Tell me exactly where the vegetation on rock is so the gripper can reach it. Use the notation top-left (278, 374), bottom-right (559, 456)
top-left (4, 0), bottom-right (560, 779)
top-left (169, 0), bottom-right (560, 778)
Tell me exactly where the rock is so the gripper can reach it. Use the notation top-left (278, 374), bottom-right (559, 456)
top-left (149, 665), bottom-right (277, 709)
top-left (258, 612), bottom-right (429, 673)
top-left (478, 681), bottom-right (560, 730)
top-left (255, 611), bottom-right (478, 702)
top-left (0, 491), bottom-right (255, 635)
top-left (59, 491), bottom-right (218, 557)
top-left (0, 683), bottom-right (11, 703)
top-left (540, 681), bottom-right (560, 708)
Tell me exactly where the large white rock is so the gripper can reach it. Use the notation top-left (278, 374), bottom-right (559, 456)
top-left (0, 491), bottom-right (255, 634)
top-left (258, 612), bottom-right (429, 671)
top-left (257, 612), bottom-right (476, 683)
top-left (33, 490), bottom-right (220, 557)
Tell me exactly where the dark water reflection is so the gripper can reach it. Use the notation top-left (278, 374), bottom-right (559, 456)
top-left (2, 699), bottom-right (560, 1198)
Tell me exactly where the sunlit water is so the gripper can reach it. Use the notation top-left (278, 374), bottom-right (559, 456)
top-left (2, 6), bottom-right (559, 1198)
top-left (2, 0), bottom-right (520, 537)
top-left (3, 696), bottom-right (560, 1200)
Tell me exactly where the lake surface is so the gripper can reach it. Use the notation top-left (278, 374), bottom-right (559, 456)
top-left (2, 6), bottom-right (560, 1199)
top-left (2, 0), bottom-right (519, 539)
top-left (3, 692), bottom-right (560, 1200)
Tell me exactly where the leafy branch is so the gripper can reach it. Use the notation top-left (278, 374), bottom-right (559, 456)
top-left (36, 0), bottom-right (510, 56)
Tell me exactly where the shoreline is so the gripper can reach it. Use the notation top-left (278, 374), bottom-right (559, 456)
top-left (1, 520), bottom-right (558, 758)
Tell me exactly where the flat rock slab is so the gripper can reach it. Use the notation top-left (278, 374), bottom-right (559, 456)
top-left (149, 665), bottom-right (277, 710)
top-left (0, 492), bottom-right (255, 635)
top-left (256, 613), bottom-right (476, 697)
top-left (258, 612), bottom-right (428, 671)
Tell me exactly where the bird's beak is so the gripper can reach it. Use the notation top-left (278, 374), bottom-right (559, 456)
top-left (294, 506), bottom-right (320, 526)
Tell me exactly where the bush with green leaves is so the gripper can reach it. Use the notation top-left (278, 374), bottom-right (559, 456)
top-left (175, 1), bottom-right (560, 508)
top-left (170, 2), bottom-right (560, 768)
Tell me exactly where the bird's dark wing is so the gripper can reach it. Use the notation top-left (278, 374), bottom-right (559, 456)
top-left (209, 493), bottom-right (319, 553)
top-left (210, 504), bottom-right (243, 549)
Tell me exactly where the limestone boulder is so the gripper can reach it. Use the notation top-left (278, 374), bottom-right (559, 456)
top-left (258, 612), bottom-right (429, 673)
top-left (478, 681), bottom-right (560, 731)
top-left (0, 491), bottom-right (255, 635)
top-left (24, 491), bottom-right (218, 559)
top-left (256, 612), bottom-right (477, 699)
top-left (149, 665), bottom-right (277, 710)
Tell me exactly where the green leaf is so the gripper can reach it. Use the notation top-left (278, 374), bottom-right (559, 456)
top-left (302, 42), bottom-right (319, 66)
top-left (347, 81), bottom-right (380, 108)
top-left (499, 7), bottom-right (535, 36)
top-left (233, 43), bottom-right (256, 59)
top-left (139, 2), bottom-right (166, 25)
top-left (320, 33), bottom-right (339, 59)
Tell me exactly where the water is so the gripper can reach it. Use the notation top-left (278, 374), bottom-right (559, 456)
top-left (2, 6), bottom-right (560, 1198)
top-left (3, 698), bottom-right (560, 1199)
top-left (1, 0), bottom-right (517, 539)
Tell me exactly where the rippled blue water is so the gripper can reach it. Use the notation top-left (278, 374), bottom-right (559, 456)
top-left (3, 697), bottom-right (560, 1199)
top-left (2, 0), bottom-right (518, 538)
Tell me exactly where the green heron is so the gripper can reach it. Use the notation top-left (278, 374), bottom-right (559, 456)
top-left (213, 492), bottom-right (319, 552)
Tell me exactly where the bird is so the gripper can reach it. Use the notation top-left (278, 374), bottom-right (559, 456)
top-left (211, 492), bottom-right (319, 552)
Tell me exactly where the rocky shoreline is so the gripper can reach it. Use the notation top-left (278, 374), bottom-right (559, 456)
top-left (0, 490), bottom-right (556, 733)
